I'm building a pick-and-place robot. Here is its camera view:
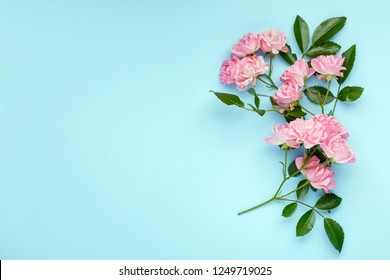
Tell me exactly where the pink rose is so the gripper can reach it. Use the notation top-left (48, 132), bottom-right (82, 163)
top-left (264, 123), bottom-right (300, 149)
top-left (280, 60), bottom-right (315, 87)
top-left (296, 156), bottom-right (336, 193)
top-left (321, 136), bottom-right (356, 164)
top-left (272, 82), bottom-right (303, 108)
top-left (219, 55), bottom-right (240, 85)
top-left (231, 33), bottom-right (261, 57)
top-left (312, 114), bottom-right (349, 140)
top-left (289, 118), bottom-right (327, 149)
top-left (311, 54), bottom-right (346, 80)
top-left (235, 55), bottom-right (269, 91)
top-left (259, 29), bottom-right (288, 54)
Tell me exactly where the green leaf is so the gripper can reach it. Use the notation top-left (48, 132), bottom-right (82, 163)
top-left (310, 185), bottom-right (318, 192)
top-left (338, 44), bottom-right (356, 84)
top-left (296, 209), bottom-right (316, 237)
top-left (311, 149), bottom-right (329, 163)
top-left (248, 104), bottom-right (265, 116)
top-left (279, 44), bottom-right (297, 65)
top-left (287, 106), bottom-right (306, 118)
top-left (254, 94), bottom-right (260, 109)
top-left (304, 86), bottom-right (335, 104)
top-left (294, 15), bottom-right (310, 53)
top-left (247, 88), bottom-right (256, 96)
top-left (324, 218), bottom-right (344, 252)
top-left (338, 86), bottom-right (363, 102)
top-left (288, 160), bottom-right (300, 177)
top-left (296, 180), bottom-right (310, 199)
top-left (312, 17), bottom-right (347, 46)
top-left (282, 203), bottom-right (298, 218)
top-left (315, 193), bottom-right (342, 210)
top-left (305, 41), bottom-right (341, 57)
top-left (212, 91), bottom-right (245, 108)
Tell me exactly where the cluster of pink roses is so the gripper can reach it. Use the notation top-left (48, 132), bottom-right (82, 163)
top-left (273, 55), bottom-right (346, 109)
top-left (220, 30), bottom-right (288, 91)
top-left (265, 114), bottom-right (355, 192)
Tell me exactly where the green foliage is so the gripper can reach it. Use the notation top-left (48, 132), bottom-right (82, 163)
top-left (212, 91), bottom-right (245, 107)
top-left (282, 203), bottom-right (298, 218)
top-left (338, 45), bottom-right (356, 84)
top-left (296, 180), bottom-right (310, 199)
top-left (315, 193), bottom-right (342, 210)
top-left (294, 16), bottom-right (310, 53)
top-left (312, 17), bottom-right (347, 45)
top-left (279, 44), bottom-right (297, 65)
top-left (288, 159), bottom-right (300, 177)
top-left (338, 86), bottom-right (364, 102)
top-left (305, 41), bottom-right (341, 57)
top-left (304, 86), bottom-right (335, 104)
top-left (296, 209), bottom-right (316, 236)
top-left (324, 218), bottom-right (344, 252)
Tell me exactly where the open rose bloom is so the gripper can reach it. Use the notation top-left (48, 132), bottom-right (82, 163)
top-left (214, 15), bottom-right (363, 252)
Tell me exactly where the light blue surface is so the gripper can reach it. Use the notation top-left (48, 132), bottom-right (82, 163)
top-left (0, 0), bottom-right (388, 259)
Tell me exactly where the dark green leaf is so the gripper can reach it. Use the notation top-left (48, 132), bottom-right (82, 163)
top-left (338, 86), bottom-right (363, 102)
top-left (294, 15), bottom-right (310, 53)
top-left (338, 44), bottom-right (356, 84)
top-left (254, 94), bottom-right (260, 109)
top-left (247, 88), bottom-right (256, 96)
top-left (288, 160), bottom-right (300, 177)
top-left (288, 106), bottom-right (306, 117)
top-left (296, 180), bottom-right (310, 199)
top-left (315, 193), bottom-right (342, 210)
top-left (305, 41), bottom-right (341, 57)
top-left (279, 44), bottom-right (297, 65)
top-left (310, 185), bottom-right (318, 192)
top-left (304, 86), bottom-right (335, 104)
top-left (296, 209), bottom-right (316, 236)
top-left (324, 218), bottom-right (344, 252)
top-left (310, 148), bottom-right (329, 163)
top-left (282, 203), bottom-right (298, 218)
top-left (312, 17), bottom-right (347, 46)
top-left (212, 91), bottom-right (245, 108)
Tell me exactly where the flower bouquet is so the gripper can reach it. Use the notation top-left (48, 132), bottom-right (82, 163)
top-left (211, 15), bottom-right (363, 252)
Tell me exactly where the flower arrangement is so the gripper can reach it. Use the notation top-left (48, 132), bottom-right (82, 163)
top-left (211, 15), bottom-right (363, 252)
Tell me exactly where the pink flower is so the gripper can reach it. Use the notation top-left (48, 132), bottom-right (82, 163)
top-left (219, 55), bottom-right (240, 85)
top-left (235, 55), bottom-right (269, 91)
top-left (264, 123), bottom-right (300, 149)
top-left (311, 55), bottom-right (346, 80)
top-left (312, 114), bottom-right (349, 140)
top-left (289, 118), bottom-right (327, 149)
top-left (296, 156), bottom-right (336, 193)
top-left (272, 82), bottom-right (302, 108)
top-left (231, 33), bottom-right (262, 57)
top-left (259, 29), bottom-right (288, 54)
top-left (280, 60), bottom-right (315, 87)
top-left (321, 136), bottom-right (356, 164)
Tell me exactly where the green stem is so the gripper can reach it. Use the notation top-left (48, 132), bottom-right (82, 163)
top-left (322, 79), bottom-right (332, 113)
top-left (269, 55), bottom-right (274, 77)
top-left (332, 83), bottom-right (342, 116)
top-left (238, 151), bottom-right (321, 216)
top-left (283, 148), bottom-right (288, 179)
top-left (280, 180), bottom-right (311, 198)
top-left (263, 74), bottom-right (278, 89)
top-left (257, 77), bottom-right (275, 88)
top-left (238, 197), bottom-right (275, 216)
top-left (277, 198), bottom-right (325, 218)
top-left (297, 102), bottom-right (315, 116)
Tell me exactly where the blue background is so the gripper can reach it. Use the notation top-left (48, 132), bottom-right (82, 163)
top-left (0, 0), bottom-right (388, 259)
